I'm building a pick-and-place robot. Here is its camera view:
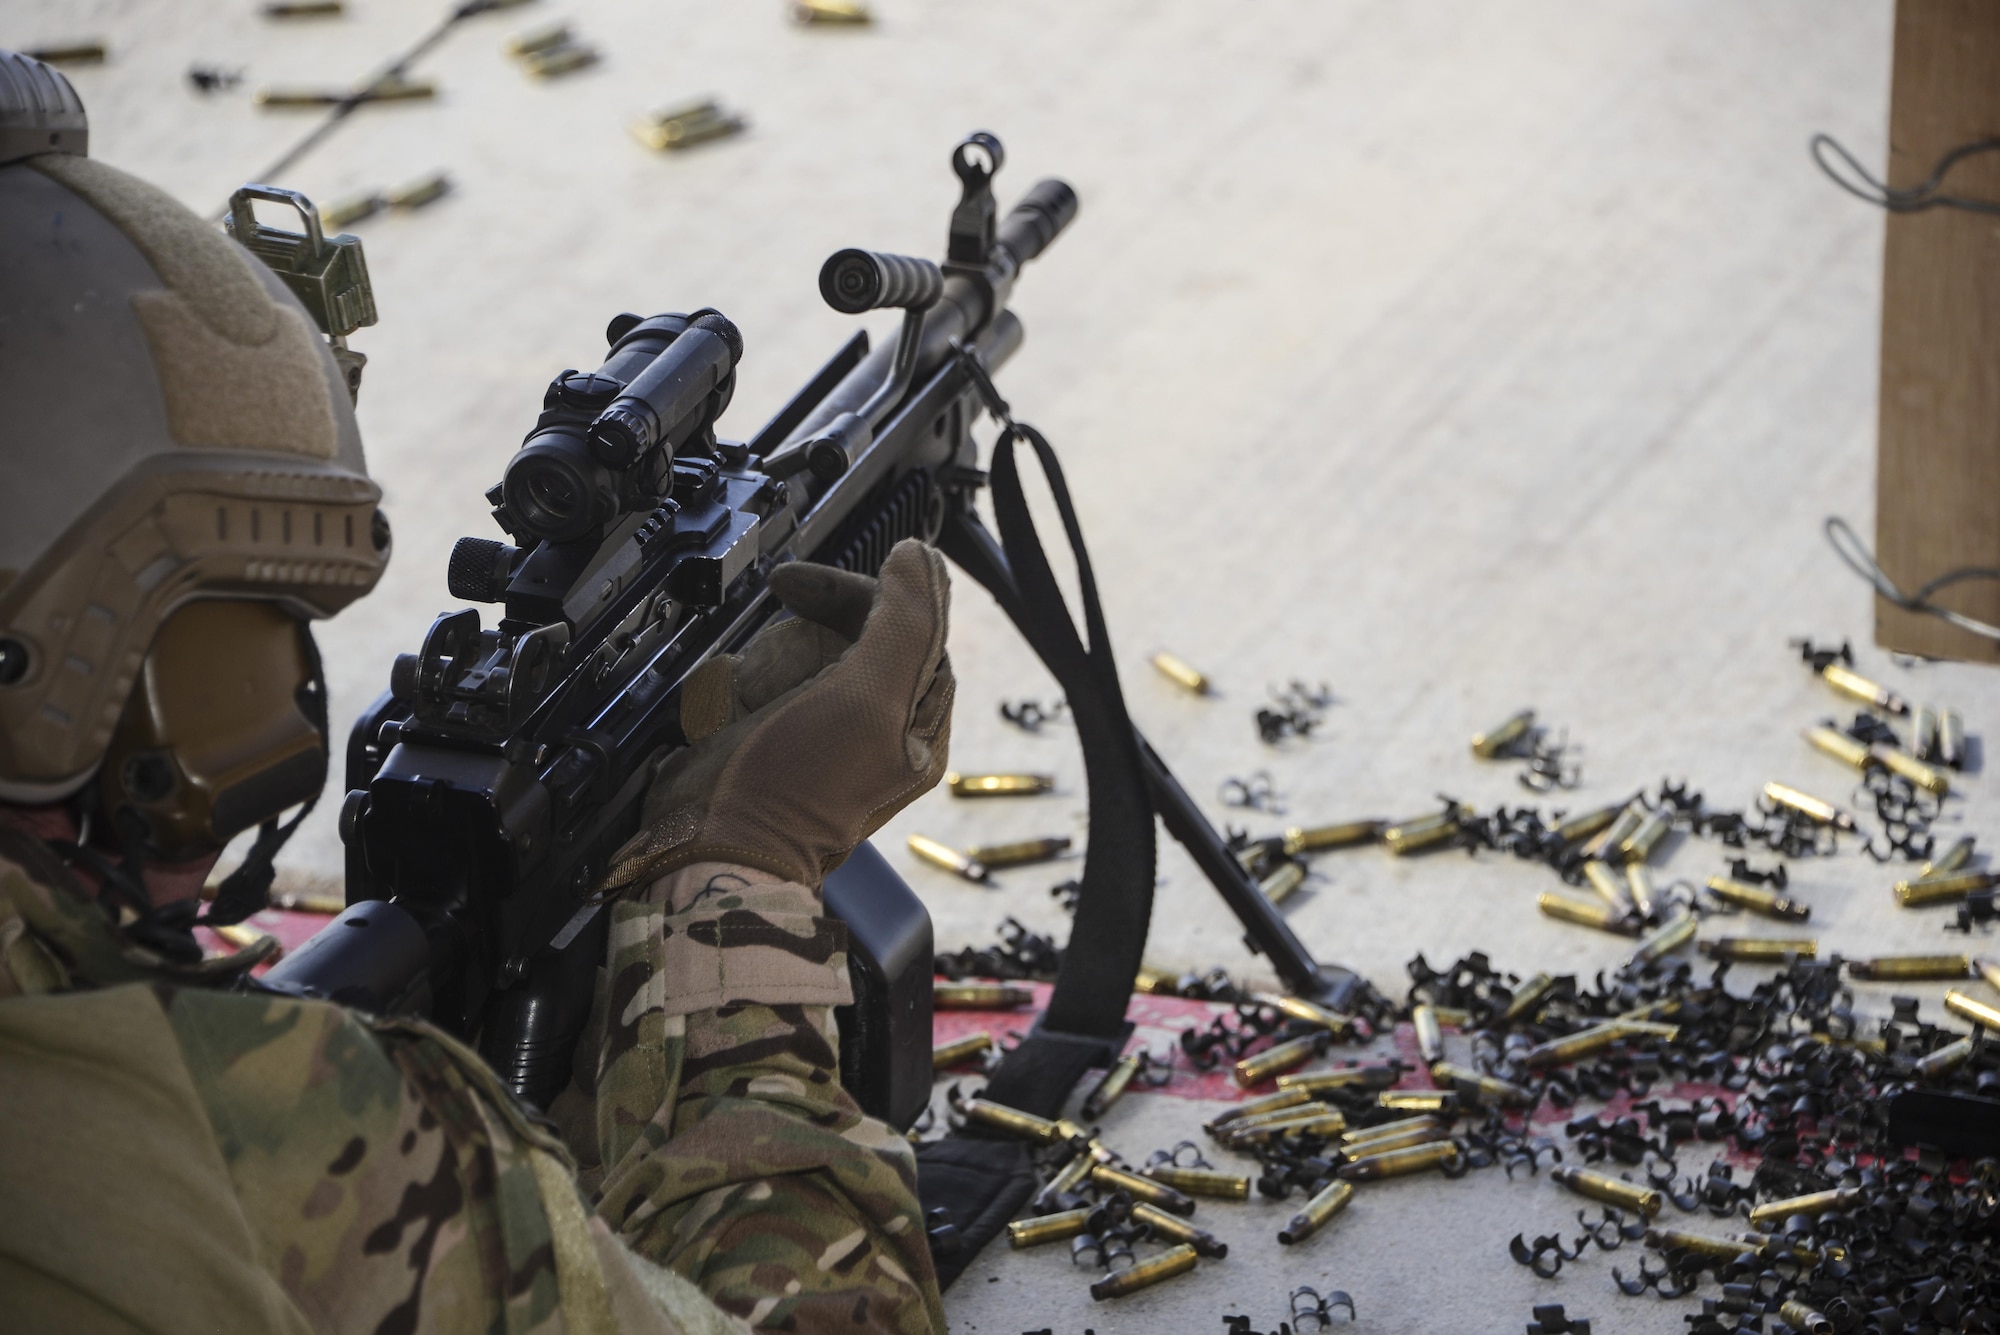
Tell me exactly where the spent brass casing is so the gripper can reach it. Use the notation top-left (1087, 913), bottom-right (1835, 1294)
top-left (1032, 1149), bottom-right (1096, 1211)
top-left (1340, 1114), bottom-right (1443, 1148)
top-left (1226, 1111), bottom-right (1349, 1145)
top-left (1538, 888), bottom-right (1636, 935)
top-left (1552, 1165), bottom-right (1663, 1217)
top-left (1431, 1005), bottom-right (1471, 1026)
top-left (1618, 808), bottom-right (1674, 864)
top-left (1804, 725), bottom-right (1872, 770)
top-left (965, 836), bottom-right (1072, 867)
top-left (931, 1033), bottom-right (992, 1070)
top-left (257, 79), bottom-right (436, 107)
top-left (1648, 1227), bottom-right (1757, 1262)
top-left (387, 174), bottom-right (450, 211)
top-left (1945, 989), bottom-right (2000, 1031)
top-left (505, 21), bottom-right (571, 55)
top-left (1129, 1202), bottom-right (1227, 1258)
top-left (1616, 997), bottom-right (1683, 1024)
top-left (263, 0), bottom-right (343, 15)
top-left (1614, 1019), bottom-right (1680, 1038)
top-left (524, 44), bottom-right (600, 77)
top-left (906, 834), bottom-right (988, 882)
top-left (1848, 954), bottom-right (1970, 982)
top-left (1337, 1138), bottom-right (1463, 1182)
top-left (1625, 863), bottom-right (1660, 920)
top-left (960, 1099), bottom-right (1059, 1143)
top-left (1278, 1178), bottom-right (1354, 1245)
top-left (1914, 703), bottom-right (1940, 760)
top-left (1779, 1300), bottom-right (1834, 1335)
top-left (1747, 1187), bottom-right (1863, 1226)
top-left (1471, 709), bottom-right (1534, 758)
top-left (793, 0), bottom-right (872, 22)
top-left (1875, 745), bottom-right (1950, 795)
top-left (1081, 1052), bottom-right (1142, 1120)
top-left (631, 102), bottom-right (743, 152)
top-left (1738, 1233), bottom-right (1846, 1266)
top-left (1089, 1164), bottom-right (1195, 1216)
top-left (1007, 1207), bottom-right (1091, 1248)
top-left (1706, 876), bottom-right (1810, 922)
top-left (23, 41), bottom-right (108, 63)
top-left (1134, 965), bottom-right (1178, 995)
top-left (1524, 1022), bottom-right (1632, 1067)
top-left (1763, 782), bottom-right (1856, 830)
top-left (1150, 651), bottom-right (1211, 695)
top-left (1412, 1004), bottom-right (1445, 1064)
top-left (1557, 800), bottom-right (1629, 846)
top-left (1915, 1034), bottom-right (1977, 1079)
top-left (1626, 914), bottom-right (1697, 968)
top-left (1252, 993), bottom-right (1355, 1035)
top-left (1430, 1061), bottom-right (1534, 1107)
top-left (1259, 860), bottom-right (1307, 905)
top-left (1233, 1034), bottom-right (1324, 1087)
top-left (1143, 1166), bottom-right (1251, 1200)
top-left (1204, 1088), bottom-right (1312, 1132)
top-left (1921, 835), bottom-right (1976, 879)
top-left (1941, 707), bottom-right (1966, 767)
top-left (1583, 861), bottom-right (1634, 915)
top-left (320, 193), bottom-right (385, 230)
top-left (212, 923), bottom-right (280, 956)
top-left (272, 890), bottom-right (346, 915)
top-left (1377, 1089), bottom-right (1455, 1114)
top-left (1501, 973), bottom-right (1559, 1024)
top-left (946, 772), bottom-right (1054, 797)
top-left (1699, 936), bottom-right (1816, 962)
top-left (1215, 1102), bottom-right (1338, 1139)
top-left (1581, 803), bottom-right (1645, 859)
top-left (1278, 1064), bottom-right (1405, 1095)
top-left (1337, 1123), bottom-right (1447, 1158)
top-left (1283, 820), bottom-right (1384, 855)
top-left (1088, 1243), bottom-right (1198, 1301)
top-left (934, 981), bottom-right (1034, 1009)
top-left (1383, 810), bottom-right (1459, 855)
top-left (1977, 957), bottom-right (2000, 992)
top-left (1821, 662), bottom-right (1909, 715)
top-left (1896, 870), bottom-right (2000, 906)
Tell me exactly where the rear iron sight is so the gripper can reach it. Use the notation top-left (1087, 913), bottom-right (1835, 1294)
top-left (496, 309), bottom-right (744, 544)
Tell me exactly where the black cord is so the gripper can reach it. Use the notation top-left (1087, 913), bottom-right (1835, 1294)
top-left (1824, 516), bottom-right (2000, 643)
top-left (1811, 133), bottom-right (2000, 217)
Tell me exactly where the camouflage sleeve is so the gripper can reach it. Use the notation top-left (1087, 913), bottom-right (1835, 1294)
top-left (571, 862), bottom-right (945, 1335)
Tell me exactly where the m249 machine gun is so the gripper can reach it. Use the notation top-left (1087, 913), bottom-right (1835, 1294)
top-left (267, 132), bottom-right (1370, 1141)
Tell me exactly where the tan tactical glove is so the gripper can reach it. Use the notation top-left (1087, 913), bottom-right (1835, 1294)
top-left (602, 539), bottom-right (954, 893)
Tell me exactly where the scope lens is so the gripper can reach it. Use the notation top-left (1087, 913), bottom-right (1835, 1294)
top-left (502, 432), bottom-right (616, 542)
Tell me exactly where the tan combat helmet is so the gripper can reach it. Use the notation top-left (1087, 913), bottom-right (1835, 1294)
top-left (0, 52), bottom-right (389, 874)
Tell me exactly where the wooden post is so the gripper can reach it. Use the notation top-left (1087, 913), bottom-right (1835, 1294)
top-left (1875, 1), bottom-right (2000, 662)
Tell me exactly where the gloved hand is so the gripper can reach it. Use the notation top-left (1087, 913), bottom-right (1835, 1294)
top-left (602, 538), bottom-right (954, 892)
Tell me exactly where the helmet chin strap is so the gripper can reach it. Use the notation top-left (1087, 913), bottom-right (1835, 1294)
top-left (200, 625), bottom-right (330, 929)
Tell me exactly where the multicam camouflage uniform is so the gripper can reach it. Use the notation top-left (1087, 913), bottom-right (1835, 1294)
top-left (0, 833), bottom-right (944, 1335)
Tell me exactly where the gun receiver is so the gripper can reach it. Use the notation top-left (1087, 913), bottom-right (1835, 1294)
top-left (280, 133), bottom-right (1076, 1124)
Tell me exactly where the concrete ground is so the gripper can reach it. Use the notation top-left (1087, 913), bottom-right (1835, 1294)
top-left (18, 1), bottom-right (1990, 1330)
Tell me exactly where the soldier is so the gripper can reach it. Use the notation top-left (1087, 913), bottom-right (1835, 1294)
top-left (0, 51), bottom-right (950, 1335)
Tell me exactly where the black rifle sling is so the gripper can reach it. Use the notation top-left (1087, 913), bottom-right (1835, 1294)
top-left (979, 421), bottom-right (1155, 1092)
